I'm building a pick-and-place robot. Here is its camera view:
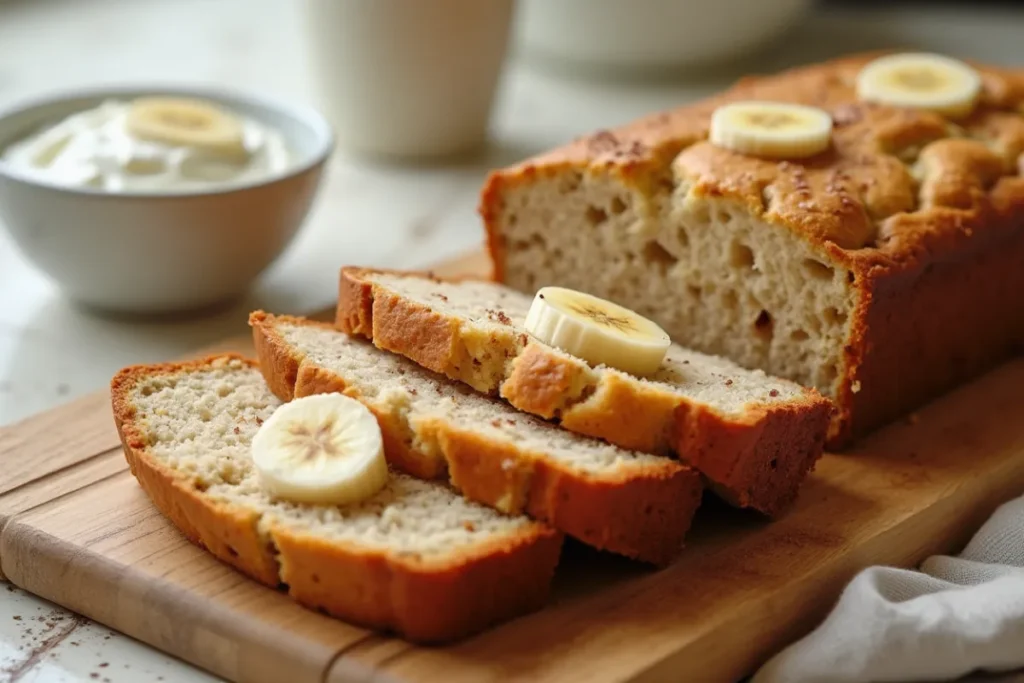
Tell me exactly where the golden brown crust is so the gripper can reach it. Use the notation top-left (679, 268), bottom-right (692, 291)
top-left (270, 517), bottom-right (560, 644)
top-left (478, 51), bottom-right (1024, 447)
top-left (336, 267), bottom-right (832, 517)
top-left (416, 417), bottom-right (701, 567)
top-left (110, 354), bottom-right (562, 644)
top-left (253, 311), bottom-right (702, 565)
top-left (836, 226), bottom-right (1024, 442)
top-left (111, 355), bottom-right (281, 587)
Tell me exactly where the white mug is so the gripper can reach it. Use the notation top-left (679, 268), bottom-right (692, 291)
top-left (299, 0), bottom-right (515, 160)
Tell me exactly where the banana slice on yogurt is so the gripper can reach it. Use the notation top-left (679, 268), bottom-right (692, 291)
top-left (125, 96), bottom-right (249, 160)
top-left (252, 393), bottom-right (388, 506)
top-left (524, 286), bottom-right (672, 376)
top-left (709, 101), bottom-right (834, 159)
top-left (855, 53), bottom-right (982, 118)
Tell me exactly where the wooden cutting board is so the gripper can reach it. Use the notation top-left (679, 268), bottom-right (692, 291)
top-left (3, 249), bottom-right (1024, 683)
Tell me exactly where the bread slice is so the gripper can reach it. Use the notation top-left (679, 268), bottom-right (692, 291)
top-left (336, 266), bottom-right (834, 517)
top-left (249, 311), bottom-right (703, 566)
top-left (110, 354), bottom-right (562, 643)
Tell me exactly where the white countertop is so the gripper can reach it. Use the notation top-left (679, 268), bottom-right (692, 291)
top-left (2, 0), bottom-right (1024, 681)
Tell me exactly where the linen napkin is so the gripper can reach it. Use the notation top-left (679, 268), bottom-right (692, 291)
top-left (753, 494), bottom-right (1024, 683)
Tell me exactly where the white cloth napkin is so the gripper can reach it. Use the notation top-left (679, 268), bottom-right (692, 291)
top-left (753, 494), bottom-right (1024, 683)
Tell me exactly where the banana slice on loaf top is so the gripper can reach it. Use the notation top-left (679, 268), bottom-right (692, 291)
top-left (524, 285), bottom-right (672, 376)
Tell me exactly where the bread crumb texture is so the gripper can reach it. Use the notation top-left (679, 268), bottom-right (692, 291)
top-left (367, 271), bottom-right (805, 415)
top-left (278, 323), bottom-right (671, 475)
top-left (130, 357), bottom-right (536, 558)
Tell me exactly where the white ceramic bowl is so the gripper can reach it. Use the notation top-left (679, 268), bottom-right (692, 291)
top-left (0, 85), bottom-right (333, 314)
top-left (515, 0), bottom-right (815, 74)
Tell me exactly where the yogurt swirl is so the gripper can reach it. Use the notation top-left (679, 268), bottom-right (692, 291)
top-left (1, 98), bottom-right (291, 193)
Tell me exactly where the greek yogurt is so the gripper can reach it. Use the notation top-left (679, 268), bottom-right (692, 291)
top-left (0, 98), bottom-right (291, 193)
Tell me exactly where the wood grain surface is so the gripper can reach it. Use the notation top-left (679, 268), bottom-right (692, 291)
top-left (2, 250), bottom-right (1024, 683)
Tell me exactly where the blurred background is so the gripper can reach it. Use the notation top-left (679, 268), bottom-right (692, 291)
top-left (1, 2), bottom-right (1023, 681)
top-left (0, 0), bottom-right (1023, 426)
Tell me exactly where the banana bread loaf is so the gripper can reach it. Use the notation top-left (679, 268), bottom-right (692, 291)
top-left (335, 267), bottom-right (832, 517)
top-left (250, 312), bottom-right (703, 565)
top-left (479, 52), bottom-right (1024, 447)
top-left (110, 354), bottom-right (562, 643)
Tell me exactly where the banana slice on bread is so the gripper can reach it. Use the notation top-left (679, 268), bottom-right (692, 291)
top-left (125, 97), bottom-right (249, 160)
top-left (524, 286), bottom-right (671, 376)
top-left (709, 101), bottom-right (833, 159)
top-left (856, 52), bottom-right (982, 118)
top-left (252, 393), bottom-right (388, 505)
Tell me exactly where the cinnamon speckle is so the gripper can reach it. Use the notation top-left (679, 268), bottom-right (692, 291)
top-left (491, 419), bottom-right (502, 428)
top-left (432, 293), bottom-right (449, 302)
top-left (725, 379), bottom-right (734, 386)
top-left (99, 663), bottom-right (109, 668)
top-left (463, 521), bottom-right (476, 532)
top-left (255, 417), bottom-right (263, 426)
top-left (12, 615), bottom-right (21, 620)
top-left (486, 309), bottom-right (512, 325)
top-left (624, 140), bottom-right (647, 158)
top-left (832, 103), bottom-right (864, 126)
top-left (519, 333), bottom-right (529, 346)
top-left (233, 426), bottom-right (240, 434)
top-left (587, 130), bottom-right (620, 154)
top-left (769, 389), bottom-right (780, 397)
top-left (408, 388), bottom-right (417, 395)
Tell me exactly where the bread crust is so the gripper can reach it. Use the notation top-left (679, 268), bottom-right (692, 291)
top-left (335, 268), bottom-right (831, 517)
top-left (111, 355), bottom-right (282, 587)
top-left (477, 51), bottom-right (1024, 448)
top-left (110, 355), bottom-right (562, 643)
top-left (250, 311), bottom-right (703, 565)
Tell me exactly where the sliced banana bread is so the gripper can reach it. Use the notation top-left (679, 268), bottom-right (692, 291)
top-left (336, 266), bottom-right (833, 517)
top-left (478, 52), bottom-right (1024, 447)
top-left (110, 354), bottom-right (562, 643)
top-left (249, 311), bottom-right (703, 566)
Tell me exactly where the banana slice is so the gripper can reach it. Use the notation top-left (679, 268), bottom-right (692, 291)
top-left (856, 53), bottom-right (982, 118)
top-left (709, 101), bottom-right (833, 159)
top-left (251, 393), bottom-right (388, 506)
top-left (524, 286), bottom-right (671, 376)
top-left (125, 97), bottom-right (249, 160)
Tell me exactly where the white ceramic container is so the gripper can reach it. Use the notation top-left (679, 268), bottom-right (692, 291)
top-left (299, 0), bottom-right (515, 160)
top-left (0, 85), bottom-right (333, 314)
top-left (515, 0), bottom-right (815, 75)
